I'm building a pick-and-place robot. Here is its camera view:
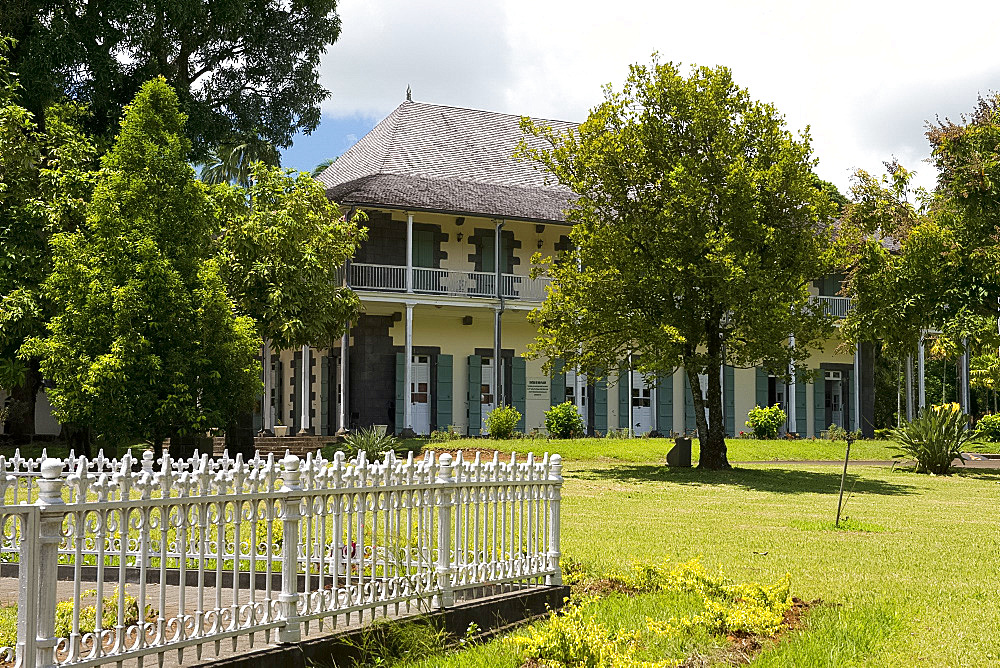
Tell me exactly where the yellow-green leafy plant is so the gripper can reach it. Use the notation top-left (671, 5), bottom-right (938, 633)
top-left (485, 405), bottom-right (521, 439)
top-left (746, 404), bottom-right (787, 439)
top-left (891, 403), bottom-right (979, 474)
top-left (545, 401), bottom-right (585, 439)
top-left (54, 589), bottom-right (141, 638)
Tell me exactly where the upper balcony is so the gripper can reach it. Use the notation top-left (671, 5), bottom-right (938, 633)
top-left (814, 295), bottom-right (853, 318)
top-left (347, 263), bottom-right (552, 303)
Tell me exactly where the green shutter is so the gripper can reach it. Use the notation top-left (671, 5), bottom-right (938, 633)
top-left (755, 367), bottom-right (768, 408)
top-left (512, 357), bottom-right (526, 432)
top-left (595, 378), bottom-right (608, 434)
top-left (814, 371), bottom-right (826, 437)
top-left (395, 353), bottom-right (405, 435)
top-left (414, 230), bottom-right (435, 267)
top-left (724, 365), bottom-right (735, 437)
top-left (468, 355), bottom-right (482, 436)
top-left (482, 235), bottom-right (495, 273)
top-left (684, 373), bottom-right (695, 433)
top-left (550, 359), bottom-right (566, 406)
top-left (275, 359), bottom-right (283, 427)
top-left (436, 354), bottom-right (453, 431)
top-left (657, 374), bottom-right (673, 436)
top-left (320, 354), bottom-right (330, 436)
top-left (796, 374), bottom-right (807, 435)
top-left (253, 349), bottom-right (264, 432)
top-left (619, 371), bottom-right (629, 430)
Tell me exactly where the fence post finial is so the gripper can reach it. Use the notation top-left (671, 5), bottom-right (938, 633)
top-left (34, 458), bottom-right (66, 668)
top-left (278, 453), bottom-right (302, 643)
top-left (435, 453), bottom-right (455, 609)
top-left (547, 454), bottom-right (563, 586)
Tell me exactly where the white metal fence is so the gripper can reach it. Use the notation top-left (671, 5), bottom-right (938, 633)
top-left (0, 448), bottom-right (563, 667)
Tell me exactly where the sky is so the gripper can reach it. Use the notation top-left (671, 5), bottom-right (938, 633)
top-left (280, 0), bottom-right (1000, 196)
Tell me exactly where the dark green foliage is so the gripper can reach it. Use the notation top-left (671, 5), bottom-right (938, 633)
top-left (4, 0), bottom-right (341, 160)
top-left (0, 37), bottom-right (97, 438)
top-left (25, 78), bottom-right (261, 446)
top-left (545, 401), bottom-right (584, 439)
top-left (975, 413), bottom-right (1000, 442)
top-left (890, 404), bottom-right (979, 474)
top-left (519, 57), bottom-right (837, 469)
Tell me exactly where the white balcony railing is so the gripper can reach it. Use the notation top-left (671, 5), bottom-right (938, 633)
top-left (814, 295), bottom-right (853, 318)
top-left (349, 263), bottom-right (552, 303)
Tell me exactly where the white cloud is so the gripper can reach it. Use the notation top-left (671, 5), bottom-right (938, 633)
top-left (319, 0), bottom-right (1000, 194)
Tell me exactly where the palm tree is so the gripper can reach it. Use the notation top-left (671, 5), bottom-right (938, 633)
top-left (200, 140), bottom-right (281, 187)
top-left (311, 157), bottom-right (336, 178)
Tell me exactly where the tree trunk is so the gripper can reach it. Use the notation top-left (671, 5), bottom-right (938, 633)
top-left (8, 359), bottom-right (40, 444)
top-left (225, 410), bottom-right (256, 460)
top-left (686, 365), bottom-right (730, 469)
top-left (61, 423), bottom-right (92, 458)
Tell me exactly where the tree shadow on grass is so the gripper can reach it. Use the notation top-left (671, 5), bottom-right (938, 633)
top-left (571, 465), bottom-right (918, 496)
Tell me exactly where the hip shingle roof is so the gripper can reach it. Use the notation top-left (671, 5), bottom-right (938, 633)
top-left (317, 101), bottom-right (577, 223)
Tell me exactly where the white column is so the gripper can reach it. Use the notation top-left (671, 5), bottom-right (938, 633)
top-left (905, 354), bottom-right (914, 421)
top-left (574, 366), bottom-right (583, 421)
top-left (788, 335), bottom-right (797, 434)
top-left (263, 342), bottom-right (273, 433)
top-left (853, 343), bottom-right (860, 432)
top-left (627, 355), bottom-right (634, 437)
top-left (406, 213), bottom-right (414, 293)
top-left (917, 333), bottom-right (926, 411)
top-left (962, 337), bottom-right (971, 413)
top-left (339, 330), bottom-right (349, 433)
top-left (404, 302), bottom-right (414, 431)
top-left (719, 362), bottom-right (725, 435)
top-left (299, 345), bottom-right (311, 435)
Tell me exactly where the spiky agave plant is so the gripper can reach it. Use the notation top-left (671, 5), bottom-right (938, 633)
top-left (890, 403), bottom-right (979, 474)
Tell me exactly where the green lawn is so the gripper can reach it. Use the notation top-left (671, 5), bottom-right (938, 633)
top-left (394, 445), bottom-right (1000, 667)
top-left (411, 436), bottom-right (904, 463)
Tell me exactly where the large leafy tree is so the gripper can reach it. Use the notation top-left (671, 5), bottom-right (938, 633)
top-left (0, 38), bottom-right (96, 441)
top-left (841, 99), bottom-right (1000, 386)
top-left (2, 0), bottom-right (341, 159)
top-left (215, 162), bottom-right (363, 451)
top-left (25, 77), bottom-right (261, 448)
top-left (519, 59), bottom-right (837, 469)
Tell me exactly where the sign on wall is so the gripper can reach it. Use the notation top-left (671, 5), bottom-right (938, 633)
top-left (527, 378), bottom-right (550, 399)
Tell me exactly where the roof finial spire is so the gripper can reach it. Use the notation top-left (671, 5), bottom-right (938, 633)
top-left (406, 85), bottom-right (412, 102)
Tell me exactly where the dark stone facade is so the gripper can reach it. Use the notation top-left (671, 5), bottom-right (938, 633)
top-left (354, 211), bottom-right (447, 267)
top-left (348, 315), bottom-right (397, 429)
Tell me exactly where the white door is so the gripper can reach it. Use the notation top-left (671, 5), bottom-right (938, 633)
top-left (565, 369), bottom-right (588, 431)
top-left (830, 380), bottom-right (843, 428)
top-left (631, 371), bottom-right (653, 435)
top-left (410, 355), bottom-right (431, 435)
top-left (697, 373), bottom-right (711, 433)
top-left (481, 357), bottom-right (496, 430)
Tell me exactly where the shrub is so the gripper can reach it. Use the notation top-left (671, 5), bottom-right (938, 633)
top-left (343, 425), bottom-right (398, 460)
top-left (874, 428), bottom-right (893, 440)
top-left (890, 403), bottom-right (979, 474)
top-left (745, 404), bottom-right (786, 439)
top-left (485, 405), bottom-right (521, 439)
top-left (54, 589), bottom-right (140, 638)
top-left (976, 413), bottom-right (1000, 442)
top-left (545, 401), bottom-right (585, 439)
top-left (429, 426), bottom-right (461, 443)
